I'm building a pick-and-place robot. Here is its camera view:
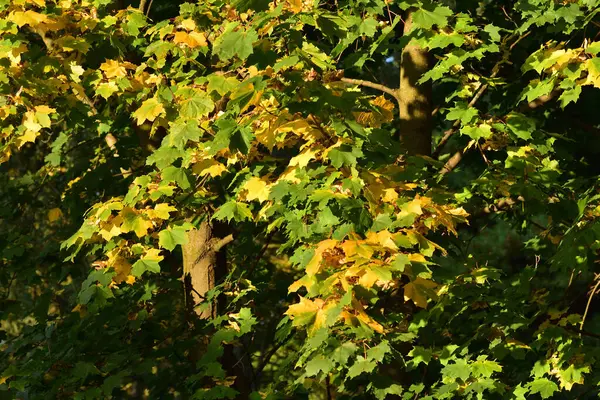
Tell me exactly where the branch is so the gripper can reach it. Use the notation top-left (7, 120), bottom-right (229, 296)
top-left (211, 234), bottom-right (234, 253)
top-left (581, 278), bottom-right (600, 334)
top-left (340, 78), bottom-right (399, 100)
top-left (433, 32), bottom-right (524, 159)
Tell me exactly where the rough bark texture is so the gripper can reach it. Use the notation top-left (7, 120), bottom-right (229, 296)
top-left (399, 10), bottom-right (432, 156)
top-left (182, 221), bottom-right (221, 319)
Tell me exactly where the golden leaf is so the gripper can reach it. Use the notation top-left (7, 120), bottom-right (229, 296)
top-left (47, 208), bottom-right (63, 223)
top-left (173, 31), bottom-right (207, 48)
top-left (306, 239), bottom-right (338, 275)
top-left (403, 277), bottom-right (438, 308)
top-left (179, 19), bottom-right (196, 31)
top-left (147, 203), bottom-right (177, 220)
top-left (192, 159), bottom-right (227, 177)
top-left (100, 59), bottom-right (127, 79)
top-left (242, 177), bottom-right (271, 203)
top-left (289, 148), bottom-right (318, 168)
top-left (10, 10), bottom-right (48, 27)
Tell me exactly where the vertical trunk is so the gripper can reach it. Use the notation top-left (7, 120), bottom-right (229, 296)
top-left (183, 221), bottom-right (232, 318)
top-left (399, 10), bottom-right (432, 156)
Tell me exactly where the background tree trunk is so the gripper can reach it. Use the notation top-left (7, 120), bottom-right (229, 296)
top-left (399, 10), bottom-right (432, 156)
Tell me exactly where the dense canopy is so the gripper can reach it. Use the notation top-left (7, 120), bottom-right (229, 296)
top-left (2, 0), bottom-right (600, 398)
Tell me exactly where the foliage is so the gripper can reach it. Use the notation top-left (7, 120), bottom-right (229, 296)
top-left (2, 0), bottom-right (600, 399)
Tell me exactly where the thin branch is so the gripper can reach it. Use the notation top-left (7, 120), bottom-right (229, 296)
top-left (580, 278), bottom-right (600, 334)
top-left (340, 77), bottom-right (399, 100)
top-left (145, 0), bottom-right (154, 16)
top-left (212, 234), bottom-right (234, 253)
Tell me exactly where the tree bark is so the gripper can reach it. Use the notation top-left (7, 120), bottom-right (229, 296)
top-left (182, 221), bottom-right (232, 319)
top-left (399, 10), bottom-right (432, 156)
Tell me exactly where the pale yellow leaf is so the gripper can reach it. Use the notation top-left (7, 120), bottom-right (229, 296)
top-left (243, 177), bottom-right (270, 203)
top-left (100, 59), bottom-right (127, 79)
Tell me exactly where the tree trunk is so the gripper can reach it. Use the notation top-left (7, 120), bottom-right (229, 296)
top-left (399, 10), bottom-right (432, 156)
top-left (182, 221), bottom-right (232, 318)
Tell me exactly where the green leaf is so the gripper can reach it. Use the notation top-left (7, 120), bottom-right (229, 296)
top-left (180, 93), bottom-right (215, 119)
top-left (506, 113), bottom-right (535, 140)
top-left (412, 5), bottom-right (452, 29)
top-left (163, 120), bottom-right (202, 149)
top-left (529, 378), bottom-right (559, 399)
top-left (331, 342), bottom-right (358, 365)
top-left (471, 356), bottom-right (502, 378)
top-left (460, 124), bottom-right (492, 140)
top-left (347, 357), bottom-right (377, 379)
top-left (408, 346), bottom-right (433, 367)
top-left (328, 145), bottom-right (363, 168)
top-left (131, 251), bottom-right (163, 277)
top-left (442, 359), bottom-right (471, 382)
top-left (213, 22), bottom-right (258, 61)
top-left (207, 75), bottom-right (239, 96)
top-left (158, 226), bottom-right (189, 251)
top-left (213, 200), bottom-right (253, 222)
top-left (305, 355), bottom-right (334, 377)
top-left (161, 166), bottom-right (192, 189)
top-left (446, 102), bottom-right (479, 125)
top-left (366, 341), bottom-right (391, 363)
top-left (559, 85), bottom-right (582, 108)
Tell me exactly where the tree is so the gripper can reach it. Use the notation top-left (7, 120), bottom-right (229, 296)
top-left (2, 0), bottom-right (600, 398)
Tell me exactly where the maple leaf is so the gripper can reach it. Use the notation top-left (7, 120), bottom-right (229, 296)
top-left (289, 148), bottom-right (318, 168)
top-left (133, 98), bottom-right (165, 125)
top-left (131, 248), bottom-right (163, 277)
top-left (119, 207), bottom-right (153, 237)
top-left (147, 203), bottom-right (177, 220)
top-left (306, 239), bottom-right (338, 275)
top-left (173, 31), bottom-right (207, 48)
top-left (242, 177), bottom-right (271, 203)
top-left (192, 159), bottom-right (227, 177)
top-left (403, 277), bottom-right (439, 308)
top-left (100, 59), bottom-right (127, 79)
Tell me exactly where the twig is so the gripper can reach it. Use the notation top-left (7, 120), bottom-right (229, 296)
top-left (340, 77), bottom-right (399, 100)
top-left (580, 277), bottom-right (600, 334)
top-left (145, 0), bottom-right (154, 16)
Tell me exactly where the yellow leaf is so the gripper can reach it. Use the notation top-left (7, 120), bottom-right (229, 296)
top-left (289, 148), bottom-right (318, 168)
top-left (47, 208), bottom-right (63, 223)
top-left (382, 188), bottom-right (398, 203)
top-left (366, 230), bottom-right (398, 250)
top-left (98, 218), bottom-right (122, 241)
top-left (179, 18), bottom-right (196, 31)
top-left (306, 239), bottom-right (338, 275)
top-left (403, 278), bottom-right (438, 308)
top-left (341, 239), bottom-right (374, 259)
top-left (192, 159), bottom-right (227, 177)
top-left (17, 129), bottom-right (39, 148)
top-left (133, 98), bottom-right (165, 126)
top-left (173, 31), bottom-right (207, 48)
top-left (109, 254), bottom-right (132, 284)
top-left (10, 10), bottom-right (48, 27)
top-left (147, 203), bottom-right (177, 220)
top-left (285, 296), bottom-right (323, 320)
top-left (286, 0), bottom-right (303, 13)
top-left (353, 95), bottom-right (395, 128)
top-left (401, 199), bottom-right (423, 215)
top-left (242, 177), bottom-right (271, 203)
top-left (100, 59), bottom-right (127, 79)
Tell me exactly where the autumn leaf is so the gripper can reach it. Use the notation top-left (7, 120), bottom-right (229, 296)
top-left (404, 278), bottom-right (439, 308)
top-left (133, 98), bottom-right (165, 125)
top-left (242, 177), bottom-right (271, 203)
